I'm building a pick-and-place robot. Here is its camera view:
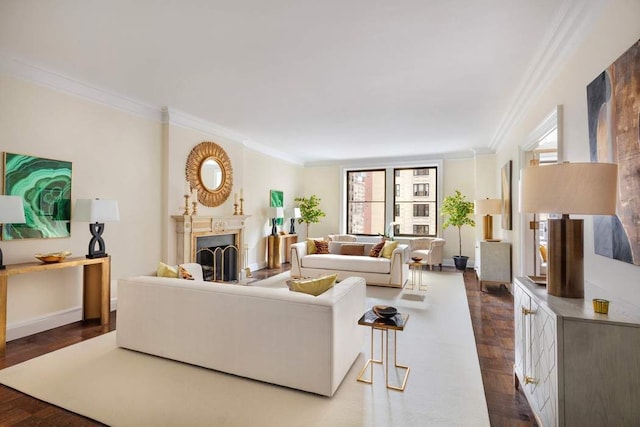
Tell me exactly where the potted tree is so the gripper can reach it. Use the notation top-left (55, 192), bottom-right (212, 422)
top-left (441, 190), bottom-right (475, 270)
top-left (294, 195), bottom-right (326, 236)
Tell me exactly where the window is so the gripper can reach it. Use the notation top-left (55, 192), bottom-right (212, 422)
top-left (413, 183), bottom-right (429, 197)
top-left (413, 204), bottom-right (429, 217)
top-left (394, 167), bottom-right (437, 237)
top-left (413, 225), bottom-right (430, 235)
top-left (346, 169), bottom-right (385, 235)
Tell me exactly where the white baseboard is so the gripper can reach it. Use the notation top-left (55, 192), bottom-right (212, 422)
top-left (6, 298), bottom-right (118, 342)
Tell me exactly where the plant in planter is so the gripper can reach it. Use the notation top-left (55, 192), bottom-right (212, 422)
top-left (441, 190), bottom-right (475, 270)
top-left (294, 195), bottom-right (326, 236)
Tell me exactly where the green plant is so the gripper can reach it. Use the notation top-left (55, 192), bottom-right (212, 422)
top-left (294, 195), bottom-right (326, 236)
top-left (441, 190), bottom-right (475, 257)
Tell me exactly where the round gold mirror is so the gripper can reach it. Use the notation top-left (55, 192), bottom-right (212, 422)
top-left (186, 141), bottom-right (233, 207)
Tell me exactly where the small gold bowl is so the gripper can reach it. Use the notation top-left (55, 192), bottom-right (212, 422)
top-left (593, 298), bottom-right (610, 314)
top-left (35, 251), bottom-right (71, 263)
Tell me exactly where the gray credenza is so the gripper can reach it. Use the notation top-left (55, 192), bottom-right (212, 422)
top-left (475, 241), bottom-right (511, 291)
top-left (513, 276), bottom-right (640, 427)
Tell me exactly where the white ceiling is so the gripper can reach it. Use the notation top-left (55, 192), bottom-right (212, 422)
top-left (0, 1), bottom-right (601, 165)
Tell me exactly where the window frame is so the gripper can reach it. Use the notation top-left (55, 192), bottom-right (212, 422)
top-left (341, 161), bottom-right (443, 238)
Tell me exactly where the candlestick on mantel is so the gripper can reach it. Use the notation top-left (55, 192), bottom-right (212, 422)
top-left (240, 198), bottom-right (244, 215)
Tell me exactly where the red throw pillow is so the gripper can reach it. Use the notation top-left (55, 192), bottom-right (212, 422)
top-left (314, 240), bottom-right (330, 254)
top-left (369, 240), bottom-right (385, 257)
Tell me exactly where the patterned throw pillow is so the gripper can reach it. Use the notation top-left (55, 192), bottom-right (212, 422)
top-left (369, 240), bottom-right (386, 257)
top-left (314, 240), bottom-right (330, 254)
top-left (179, 265), bottom-right (194, 280)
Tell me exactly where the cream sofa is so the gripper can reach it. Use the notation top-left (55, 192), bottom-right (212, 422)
top-left (116, 275), bottom-right (366, 397)
top-left (290, 239), bottom-right (409, 288)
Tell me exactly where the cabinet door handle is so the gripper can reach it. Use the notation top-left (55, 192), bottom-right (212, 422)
top-left (524, 376), bottom-right (538, 385)
top-left (522, 306), bottom-right (536, 316)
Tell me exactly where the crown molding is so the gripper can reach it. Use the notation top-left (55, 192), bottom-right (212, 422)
top-left (0, 53), bottom-right (304, 165)
top-left (0, 53), bottom-right (162, 122)
top-left (490, 0), bottom-right (608, 152)
top-left (162, 107), bottom-right (304, 166)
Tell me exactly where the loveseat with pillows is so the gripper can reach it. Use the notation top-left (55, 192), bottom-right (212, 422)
top-left (116, 271), bottom-right (366, 397)
top-left (290, 236), bottom-right (409, 288)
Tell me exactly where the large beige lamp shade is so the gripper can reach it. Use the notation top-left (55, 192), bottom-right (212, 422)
top-left (520, 162), bottom-right (617, 298)
top-left (475, 198), bottom-right (501, 241)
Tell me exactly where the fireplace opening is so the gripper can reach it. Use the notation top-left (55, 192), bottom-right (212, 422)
top-left (196, 234), bottom-right (238, 282)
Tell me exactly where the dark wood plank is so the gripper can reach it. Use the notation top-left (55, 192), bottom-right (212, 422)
top-left (0, 266), bottom-right (537, 426)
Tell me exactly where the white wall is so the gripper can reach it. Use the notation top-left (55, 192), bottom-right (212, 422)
top-left (442, 158), bottom-right (477, 263)
top-left (0, 75), bottom-right (305, 339)
top-left (0, 75), bottom-right (163, 337)
top-left (495, 0), bottom-right (640, 305)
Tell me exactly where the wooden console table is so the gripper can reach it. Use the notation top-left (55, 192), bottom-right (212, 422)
top-left (267, 234), bottom-right (298, 268)
top-left (0, 256), bottom-right (111, 355)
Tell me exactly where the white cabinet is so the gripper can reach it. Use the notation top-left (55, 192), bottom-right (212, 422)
top-left (513, 277), bottom-right (640, 426)
top-left (476, 241), bottom-right (511, 291)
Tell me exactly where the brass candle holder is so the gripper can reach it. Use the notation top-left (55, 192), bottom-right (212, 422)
top-left (183, 194), bottom-right (190, 215)
top-left (240, 198), bottom-right (244, 215)
top-left (191, 201), bottom-right (197, 216)
top-left (233, 203), bottom-right (239, 215)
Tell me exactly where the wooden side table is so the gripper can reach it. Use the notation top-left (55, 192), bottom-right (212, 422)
top-left (357, 309), bottom-right (410, 391)
top-left (0, 256), bottom-right (111, 355)
top-left (267, 234), bottom-right (298, 268)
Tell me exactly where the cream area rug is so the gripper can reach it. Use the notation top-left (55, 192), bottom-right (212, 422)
top-left (0, 271), bottom-right (490, 427)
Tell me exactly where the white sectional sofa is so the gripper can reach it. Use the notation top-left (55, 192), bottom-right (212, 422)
top-left (116, 275), bottom-right (366, 397)
top-left (290, 239), bottom-right (409, 288)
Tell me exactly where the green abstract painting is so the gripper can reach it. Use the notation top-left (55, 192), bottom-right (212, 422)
top-left (270, 190), bottom-right (284, 225)
top-left (3, 153), bottom-right (72, 240)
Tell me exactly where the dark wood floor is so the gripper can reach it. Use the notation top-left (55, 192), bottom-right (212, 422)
top-left (0, 267), bottom-right (536, 426)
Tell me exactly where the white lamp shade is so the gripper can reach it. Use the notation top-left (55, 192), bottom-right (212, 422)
top-left (270, 207), bottom-right (284, 219)
top-left (475, 198), bottom-right (502, 215)
top-left (0, 195), bottom-right (26, 224)
top-left (289, 207), bottom-right (301, 218)
top-left (74, 199), bottom-right (120, 222)
top-left (520, 162), bottom-right (617, 215)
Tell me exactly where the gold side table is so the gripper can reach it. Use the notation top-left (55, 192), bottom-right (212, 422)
top-left (408, 261), bottom-right (428, 291)
top-left (357, 310), bottom-right (410, 391)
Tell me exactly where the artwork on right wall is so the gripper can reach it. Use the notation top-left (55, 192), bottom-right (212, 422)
top-left (586, 38), bottom-right (640, 266)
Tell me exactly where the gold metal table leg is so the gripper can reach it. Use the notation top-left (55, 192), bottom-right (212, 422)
top-left (386, 329), bottom-right (410, 391)
top-left (357, 327), bottom-right (383, 384)
top-left (357, 326), bottom-right (410, 391)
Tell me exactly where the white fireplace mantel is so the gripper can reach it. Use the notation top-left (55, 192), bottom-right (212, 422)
top-left (172, 215), bottom-right (250, 267)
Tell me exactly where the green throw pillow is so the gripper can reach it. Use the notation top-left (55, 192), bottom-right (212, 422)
top-left (381, 241), bottom-right (398, 259)
top-left (157, 262), bottom-right (178, 278)
top-left (290, 274), bottom-right (338, 296)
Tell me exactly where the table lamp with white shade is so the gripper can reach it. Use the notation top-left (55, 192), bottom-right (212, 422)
top-left (270, 207), bottom-right (284, 236)
top-left (0, 195), bottom-right (26, 269)
top-left (288, 208), bottom-right (301, 234)
top-left (74, 199), bottom-right (120, 259)
top-left (520, 162), bottom-right (617, 298)
top-left (475, 198), bottom-right (502, 241)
